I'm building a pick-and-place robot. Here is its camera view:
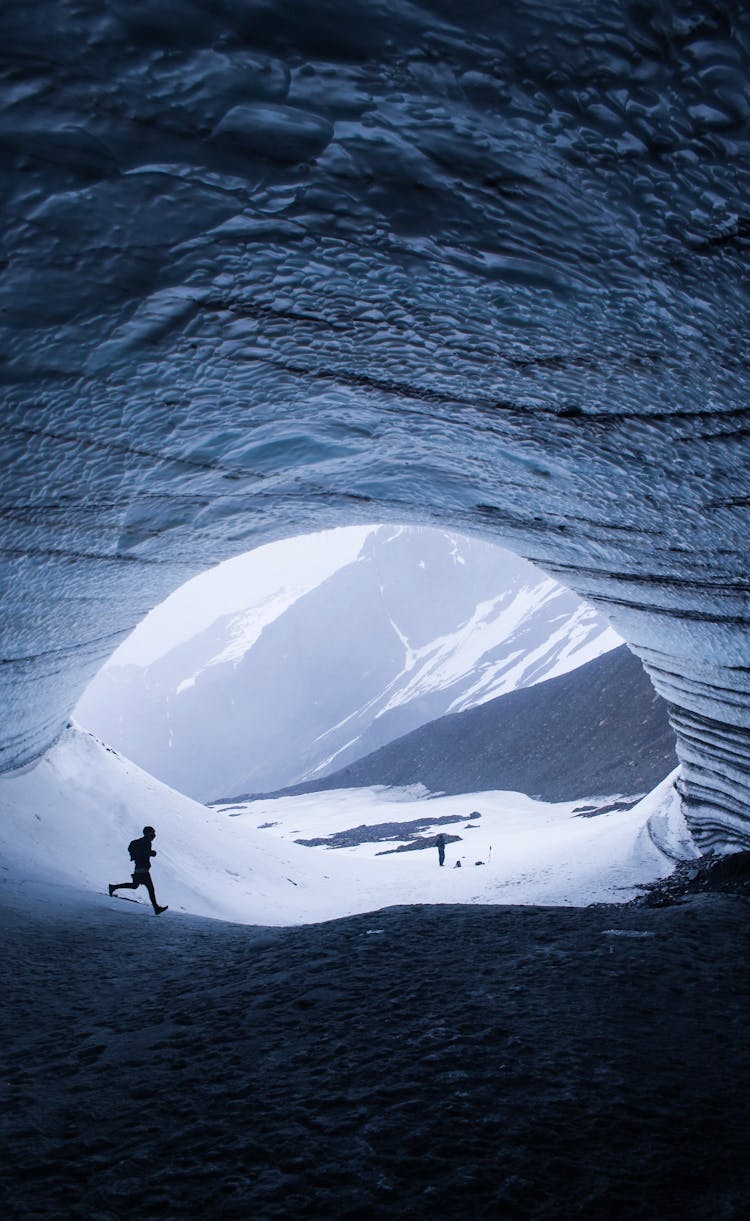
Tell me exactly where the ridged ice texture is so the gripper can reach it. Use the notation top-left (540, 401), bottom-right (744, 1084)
top-left (2, 2), bottom-right (750, 848)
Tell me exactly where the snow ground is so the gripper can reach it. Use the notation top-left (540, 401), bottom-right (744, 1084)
top-left (0, 725), bottom-right (695, 926)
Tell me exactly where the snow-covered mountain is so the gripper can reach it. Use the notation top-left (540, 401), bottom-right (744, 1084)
top-left (77, 527), bottom-right (621, 802)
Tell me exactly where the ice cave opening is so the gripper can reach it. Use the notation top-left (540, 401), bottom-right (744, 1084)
top-left (26, 515), bottom-right (684, 918)
top-left (0, 521), bottom-right (688, 924)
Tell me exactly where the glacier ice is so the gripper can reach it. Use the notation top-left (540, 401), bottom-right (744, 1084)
top-left (1, 1), bottom-right (750, 847)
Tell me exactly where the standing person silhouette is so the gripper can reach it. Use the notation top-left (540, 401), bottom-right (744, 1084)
top-left (109, 826), bottom-right (168, 914)
top-left (436, 833), bottom-right (447, 867)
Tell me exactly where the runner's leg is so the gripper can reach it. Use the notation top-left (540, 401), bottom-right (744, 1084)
top-left (143, 874), bottom-right (160, 912)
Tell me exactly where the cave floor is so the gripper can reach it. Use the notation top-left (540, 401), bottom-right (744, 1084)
top-left (1, 887), bottom-right (749, 1220)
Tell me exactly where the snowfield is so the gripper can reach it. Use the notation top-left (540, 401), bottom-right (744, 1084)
top-left (0, 724), bottom-right (696, 926)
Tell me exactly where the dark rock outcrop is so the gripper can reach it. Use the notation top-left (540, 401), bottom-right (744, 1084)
top-left (635, 849), bottom-right (750, 907)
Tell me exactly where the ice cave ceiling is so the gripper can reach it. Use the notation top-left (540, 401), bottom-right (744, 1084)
top-left (1, 1), bottom-right (750, 848)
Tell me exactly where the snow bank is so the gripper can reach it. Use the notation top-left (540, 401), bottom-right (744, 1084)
top-left (0, 726), bottom-right (694, 925)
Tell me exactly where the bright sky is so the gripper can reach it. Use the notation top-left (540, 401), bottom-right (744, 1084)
top-left (110, 526), bottom-right (376, 667)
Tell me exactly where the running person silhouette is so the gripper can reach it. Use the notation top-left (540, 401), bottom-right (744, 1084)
top-left (109, 826), bottom-right (168, 914)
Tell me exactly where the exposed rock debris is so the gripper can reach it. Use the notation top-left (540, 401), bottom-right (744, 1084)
top-left (295, 812), bottom-right (476, 850)
top-left (632, 850), bottom-right (750, 907)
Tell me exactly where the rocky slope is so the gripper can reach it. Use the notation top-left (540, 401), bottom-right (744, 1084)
top-left (242, 645), bottom-right (677, 804)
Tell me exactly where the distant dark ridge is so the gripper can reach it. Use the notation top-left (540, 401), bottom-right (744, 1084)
top-left (217, 645), bottom-right (677, 804)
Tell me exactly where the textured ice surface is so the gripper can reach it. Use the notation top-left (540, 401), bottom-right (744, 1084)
top-left (1, 2), bottom-right (750, 846)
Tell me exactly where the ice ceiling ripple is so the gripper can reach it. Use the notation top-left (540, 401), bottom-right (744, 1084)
top-left (2, 1), bottom-right (750, 848)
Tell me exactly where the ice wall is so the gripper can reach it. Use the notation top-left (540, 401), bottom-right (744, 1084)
top-left (2, 2), bottom-right (749, 848)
